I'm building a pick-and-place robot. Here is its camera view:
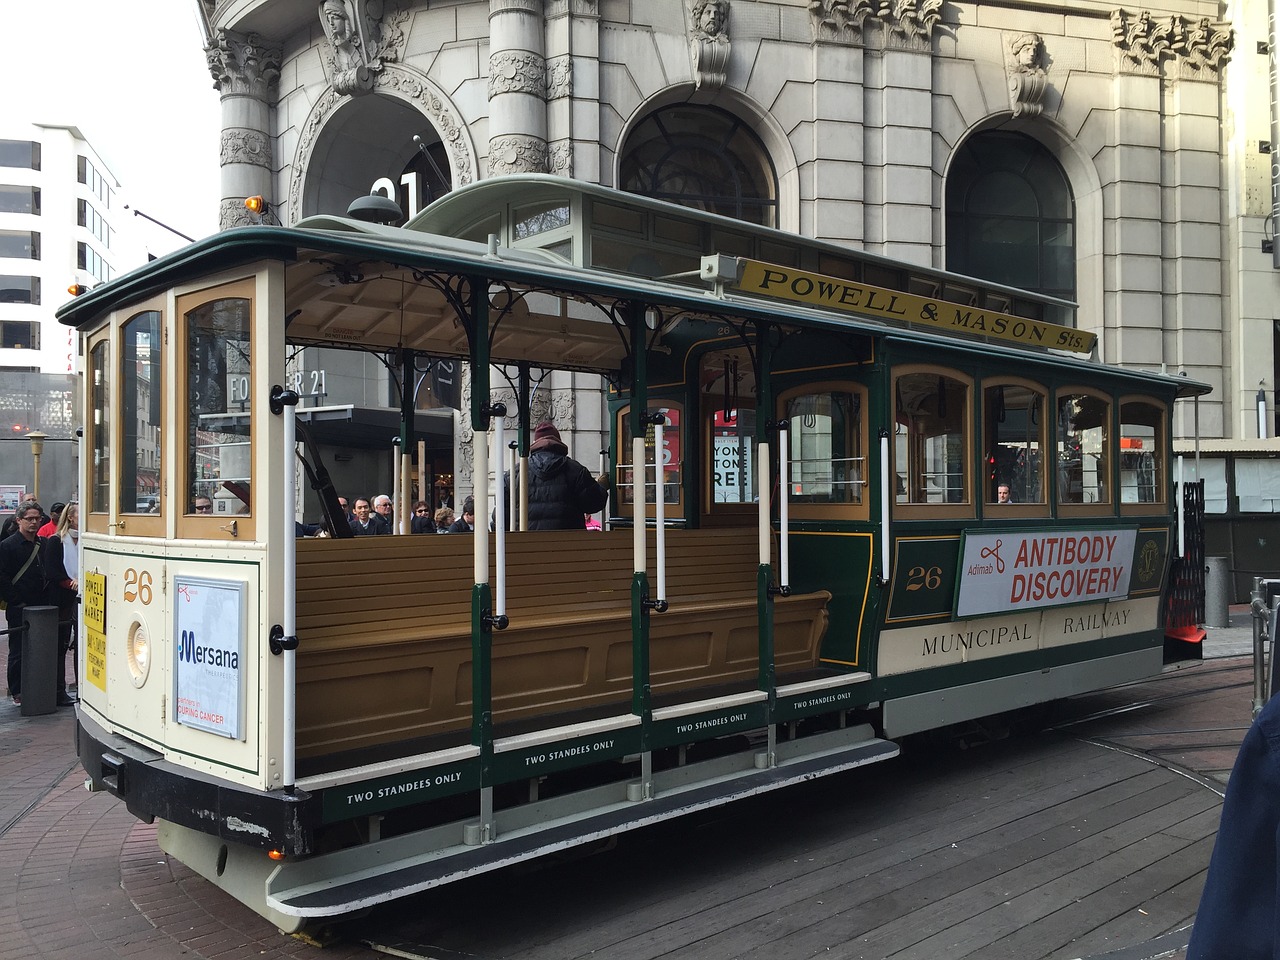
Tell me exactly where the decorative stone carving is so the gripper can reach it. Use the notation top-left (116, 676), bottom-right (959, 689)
top-left (888, 0), bottom-right (942, 50)
top-left (690, 0), bottom-right (730, 92)
top-left (547, 55), bottom-right (573, 100)
top-left (287, 64), bottom-right (477, 223)
top-left (806, 0), bottom-right (940, 49)
top-left (219, 198), bottom-right (260, 231)
top-left (220, 128), bottom-right (272, 167)
top-left (319, 0), bottom-right (409, 96)
top-left (1006, 32), bottom-right (1048, 117)
top-left (206, 30), bottom-right (282, 99)
top-left (489, 134), bottom-right (550, 175)
top-left (549, 141), bottom-right (573, 177)
top-left (1110, 9), bottom-right (1233, 77)
top-left (489, 51), bottom-right (549, 98)
top-left (808, 0), bottom-right (874, 43)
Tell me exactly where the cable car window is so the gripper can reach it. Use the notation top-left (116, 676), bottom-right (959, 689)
top-left (894, 369), bottom-right (971, 509)
top-left (784, 388), bottom-right (863, 506)
top-left (983, 381), bottom-right (1047, 506)
top-left (89, 339), bottom-right (109, 514)
top-left (1119, 399), bottom-right (1165, 508)
top-left (121, 311), bottom-right (162, 515)
top-left (185, 296), bottom-right (252, 517)
top-left (1057, 391), bottom-right (1111, 506)
top-left (617, 403), bottom-right (683, 517)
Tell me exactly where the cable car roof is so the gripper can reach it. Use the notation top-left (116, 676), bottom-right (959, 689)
top-left (56, 216), bottom-right (1211, 399)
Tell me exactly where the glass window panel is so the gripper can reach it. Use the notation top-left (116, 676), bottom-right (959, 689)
top-left (1235, 460), bottom-right (1280, 513)
top-left (1119, 401), bottom-right (1164, 505)
top-left (1197, 459), bottom-right (1228, 514)
top-left (896, 372), bottom-right (969, 505)
top-left (1057, 392), bottom-right (1111, 504)
top-left (0, 140), bottom-right (38, 169)
top-left (968, 172), bottom-right (1039, 218)
top-left (0, 321), bottom-right (37, 349)
top-left (711, 407), bottom-right (758, 504)
top-left (512, 202), bottom-right (570, 241)
top-left (0, 186), bottom-right (38, 216)
top-left (618, 404), bottom-right (683, 507)
top-left (121, 311), bottom-right (162, 514)
top-left (0, 230), bottom-right (38, 259)
top-left (186, 298), bottom-right (251, 515)
top-left (785, 390), bottom-right (863, 505)
top-left (0, 275), bottom-right (38, 304)
top-left (90, 341), bottom-right (110, 512)
top-left (984, 383), bottom-right (1045, 503)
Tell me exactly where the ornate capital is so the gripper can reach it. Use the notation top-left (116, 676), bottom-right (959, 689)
top-left (220, 128), bottom-right (272, 167)
top-left (1111, 9), bottom-right (1234, 78)
top-left (806, 0), bottom-right (940, 50)
top-left (490, 0), bottom-right (543, 13)
top-left (206, 30), bottom-right (282, 99)
top-left (547, 55), bottom-right (573, 99)
top-left (488, 51), bottom-right (549, 98)
top-left (489, 134), bottom-right (549, 175)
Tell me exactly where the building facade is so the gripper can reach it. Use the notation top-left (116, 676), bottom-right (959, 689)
top-left (0, 123), bottom-right (136, 502)
top-left (197, 0), bottom-right (1273, 570)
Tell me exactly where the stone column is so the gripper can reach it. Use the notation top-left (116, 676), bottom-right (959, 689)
top-left (545, 0), bottom-right (600, 181)
top-left (488, 0), bottom-right (549, 175)
top-left (206, 30), bottom-right (282, 229)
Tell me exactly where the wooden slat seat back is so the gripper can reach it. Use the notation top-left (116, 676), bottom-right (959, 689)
top-left (293, 527), bottom-right (829, 762)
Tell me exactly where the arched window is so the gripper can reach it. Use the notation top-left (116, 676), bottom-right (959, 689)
top-left (619, 105), bottom-right (778, 227)
top-left (945, 131), bottom-right (1075, 304)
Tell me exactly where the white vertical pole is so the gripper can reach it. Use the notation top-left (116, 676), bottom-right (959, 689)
top-left (880, 432), bottom-right (891, 583)
top-left (474, 422), bottom-right (489, 587)
top-left (778, 423), bottom-right (790, 589)
top-left (391, 442), bottom-right (401, 532)
top-left (493, 417), bottom-right (506, 618)
top-left (509, 441), bottom-right (518, 532)
top-left (758, 441), bottom-right (771, 566)
top-left (1177, 454), bottom-right (1185, 557)
top-left (400, 452), bottom-right (412, 534)
top-left (633, 436), bottom-right (646, 575)
top-left (654, 418), bottom-right (666, 601)
top-left (282, 401), bottom-right (297, 791)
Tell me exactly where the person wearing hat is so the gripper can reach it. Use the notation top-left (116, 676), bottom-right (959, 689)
top-left (505, 421), bottom-right (609, 530)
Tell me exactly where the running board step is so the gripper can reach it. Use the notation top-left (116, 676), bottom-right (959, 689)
top-left (266, 727), bottom-right (899, 918)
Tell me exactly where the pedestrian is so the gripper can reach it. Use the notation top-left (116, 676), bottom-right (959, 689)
top-left (41, 502), bottom-right (78, 705)
top-left (410, 500), bottom-right (436, 534)
top-left (433, 506), bottom-right (454, 532)
top-left (37, 501), bottom-right (65, 538)
top-left (373, 494), bottom-right (395, 533)
top-left (448, 497), bottom-right (476, 533)
top-left (0, 500), bottom-right (48, 705)
top-left (504, 421), bottom-right (609, 530)
top-left (1186, 691), bottom-right (1280, 958)
top-left (348, 498), bottom-right (389, 535)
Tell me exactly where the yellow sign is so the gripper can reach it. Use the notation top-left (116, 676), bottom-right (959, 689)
top-left (86, 628), bottom-right (107, 692)
top-left (733, 261), bottom-right (1096, 355)
top-left (84, 571), bottom-right (106, 633)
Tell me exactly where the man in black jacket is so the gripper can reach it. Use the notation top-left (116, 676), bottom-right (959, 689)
top-left (509, 422), bottom-right (609, 531)
top-left (1, 500), bottom-right (48, 704)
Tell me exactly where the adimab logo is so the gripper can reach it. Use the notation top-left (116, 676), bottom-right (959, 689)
top-left (177, 629), bottom-right (240, 670)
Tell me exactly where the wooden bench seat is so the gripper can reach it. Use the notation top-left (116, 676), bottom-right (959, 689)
top-left (294, 527), bottom-right (829, 760)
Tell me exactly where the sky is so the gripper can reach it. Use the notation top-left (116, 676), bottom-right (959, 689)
top-left (5, 1), bottom-right (223, 257)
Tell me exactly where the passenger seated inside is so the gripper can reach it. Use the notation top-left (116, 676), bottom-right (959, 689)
top-left (995, 483), bottom-right (1013, 503)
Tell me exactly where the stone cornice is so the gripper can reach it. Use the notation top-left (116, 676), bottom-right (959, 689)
top-left (1110, 8), bottom-right (1234, 78)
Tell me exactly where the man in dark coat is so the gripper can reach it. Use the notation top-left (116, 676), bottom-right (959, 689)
top-left (508, 422), bottom-right (609, 531)
top-left (1186, 690), bottom-right (1280, 958)
top-left (0, 500), bottom-right (49, 704)
top-left (348, 498), bottom-right (390, 536)
top-left (448, 497), bottom-right (476, 533)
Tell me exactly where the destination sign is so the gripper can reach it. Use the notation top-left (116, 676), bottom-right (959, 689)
top-left (732, 260), bottom-right (1096, 355)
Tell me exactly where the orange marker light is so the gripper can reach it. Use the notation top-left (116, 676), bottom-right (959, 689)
top-left (267, 848), bottom-right (286, 861)
top-left (244, 196), bottom-right (267, 216)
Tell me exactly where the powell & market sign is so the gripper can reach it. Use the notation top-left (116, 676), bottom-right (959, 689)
top-left (732, 261), bottom-right (1096, 356)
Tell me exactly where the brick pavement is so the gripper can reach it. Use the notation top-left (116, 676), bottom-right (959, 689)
top-left (0, 631), bottom-right (1260, 960)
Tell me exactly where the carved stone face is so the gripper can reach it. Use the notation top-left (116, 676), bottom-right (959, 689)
top-left (699, 2), bottom-right (725, 34)
top-left (1013, 35), bottom-right (1040, 68)
top-left (323, 0), bottom-right (351, 43)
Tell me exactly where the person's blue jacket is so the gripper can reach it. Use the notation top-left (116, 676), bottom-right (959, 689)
top-left (1187, 692), bottom-right (1280, 959)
